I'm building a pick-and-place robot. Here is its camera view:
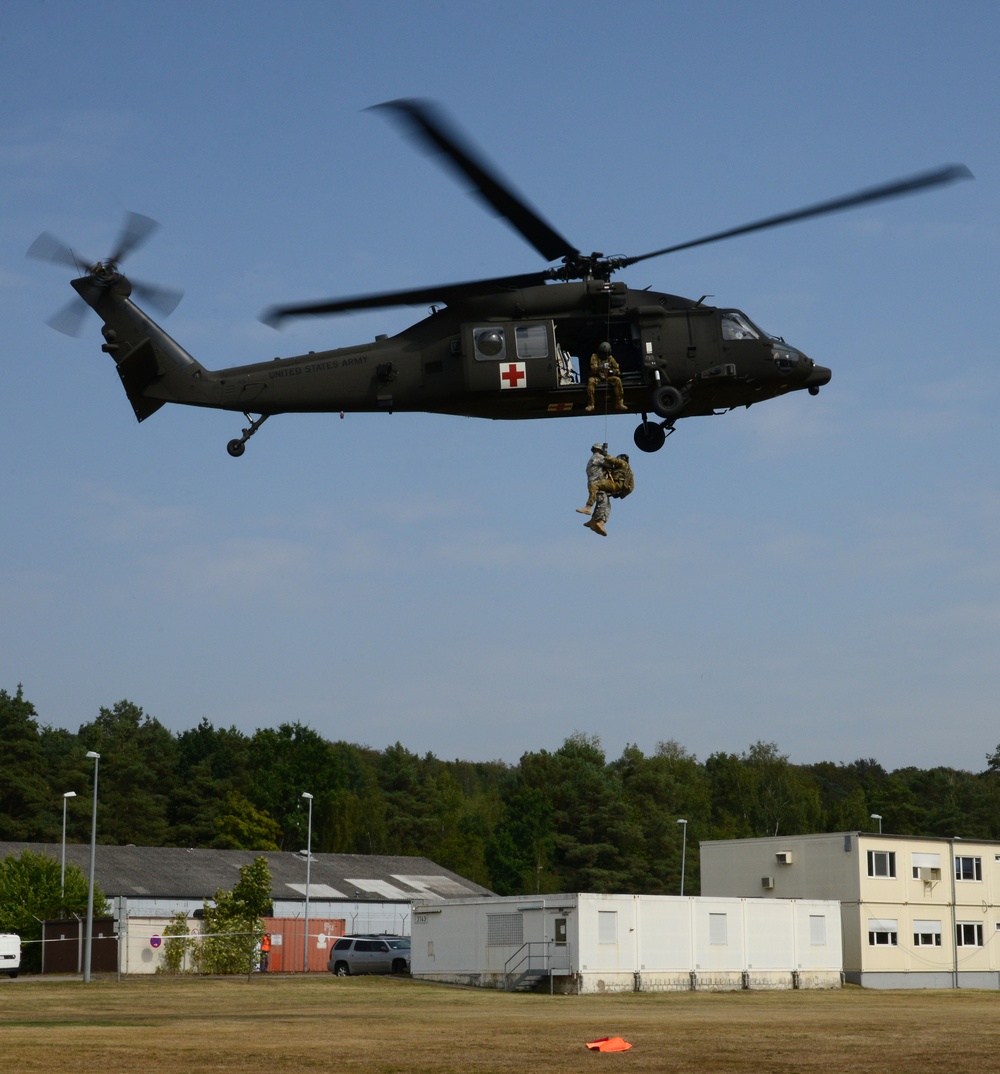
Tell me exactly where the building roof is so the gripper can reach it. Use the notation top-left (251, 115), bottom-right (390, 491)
top-left (701, 831), bottom-right (1000, 847)
top-left (0, 842), bottom-right (494, 903)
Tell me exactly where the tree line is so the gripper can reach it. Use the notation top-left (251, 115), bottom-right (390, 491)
top-left (4, 685), bottom-right (1000, 897)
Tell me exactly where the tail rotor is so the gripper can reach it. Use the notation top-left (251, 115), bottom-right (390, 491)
top-left (27, 211), bottom-right (183, 336)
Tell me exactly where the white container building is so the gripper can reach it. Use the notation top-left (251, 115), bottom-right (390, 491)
top-left (411, 892), bottom-right (842, 993)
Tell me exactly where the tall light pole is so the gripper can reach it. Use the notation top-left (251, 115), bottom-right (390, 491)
top-left (301, 792), bottom-right (313, 973)
top-left (870, 813), bottom-right (883, 835)
top-left (677, 818), bottom-right (688, 896)
top-left (61, 791), bottom-right (77, 907)
top-left (83, 751), bottom-right (100, 983)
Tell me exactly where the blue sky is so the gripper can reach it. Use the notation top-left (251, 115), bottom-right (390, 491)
top-left (2, 0), bottom-right (997, 771)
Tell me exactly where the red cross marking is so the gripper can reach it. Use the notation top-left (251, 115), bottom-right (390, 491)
top-left (500, 362), bottom-right (526, 388)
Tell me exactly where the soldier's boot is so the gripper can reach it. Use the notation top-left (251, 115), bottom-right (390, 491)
top-left (577, 485), bottom-right (598, 515)
top-left (584, 519), bottom-right (607, 536)
top-left (614, 383), bottom-right (627, 412)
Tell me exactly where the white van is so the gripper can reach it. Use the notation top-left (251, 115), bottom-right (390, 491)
top-left (0, 933), bottom-right (21, 978)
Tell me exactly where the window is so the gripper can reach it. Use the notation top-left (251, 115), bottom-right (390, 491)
top-left (913, 920), bottom-right (942, 947)
top-left (868, 918), bottom-right (898, 946)
top-left (867, 850), bottom-right (896, 878)
top-left (911, 852), bottom-right (942, 880)
top-left (473, 327), bottom-right (506, 361)
top-left (514, 324), bottom-right (548, 359)
top-left (597, 911), bottom-right (618, 945)
top-left (486, 913), bottom-right (523, 947)
top-left (955, 856), bottom-right (982, 882)
top-left (809, 915), bottom-right (827, 946)
top-left (956, 922), bottom-right (984, 947)
top-left (709, 913), bottom-right (728, 945)
top-left (720, 310), bottom-right (760, 341)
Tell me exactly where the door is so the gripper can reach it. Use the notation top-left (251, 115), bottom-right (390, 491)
top-left (465, 322), bottom-right (557, 393)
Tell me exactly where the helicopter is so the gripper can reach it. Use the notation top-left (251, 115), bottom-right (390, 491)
top-left (28, 99), bottom-right (971, 457)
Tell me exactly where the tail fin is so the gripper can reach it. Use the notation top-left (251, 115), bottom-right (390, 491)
top-left (114, 338), bottom-right (167, 421)
top-left (74, 274), bottom-right (209, 421)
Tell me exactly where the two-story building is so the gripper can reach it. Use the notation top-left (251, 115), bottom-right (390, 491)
top-left (701, 832), bottom-right (1000, 988)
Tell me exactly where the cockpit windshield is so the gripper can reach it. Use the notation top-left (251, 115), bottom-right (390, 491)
top-left (721, 311), bottom-right (761, 341)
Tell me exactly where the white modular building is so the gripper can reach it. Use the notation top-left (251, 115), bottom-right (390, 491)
top-left (411, 892), bottom-right (842, 993)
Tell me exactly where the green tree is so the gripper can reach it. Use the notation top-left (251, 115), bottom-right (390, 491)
top-left (77, 700), bottom-right (178, 845)
top-left (706, 742), bottom-right (821, 839)
top-left (195, 856), bottom-right (272, 975)
top-left (159, 910), bottom-right (195, 974)
top-left (213, 791), bottom-right (281, 850)
top-left (170, 720), bottom-right (252, 847)
top-left (0, 849), bottom-right (108, 972)
top-left (519, 734), bottom-right (642, 893)
top-left (613, 740), bottom-right (711, 894)
top-left (486, 782), bottom-right (553, 895)
top-left (0, 686), bottom-right (50, 840)
top-left (246, 723), bottom-right (338, 849)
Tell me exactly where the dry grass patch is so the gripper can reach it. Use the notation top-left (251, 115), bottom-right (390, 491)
top-left (2, 976), bottom-right (999, 1073)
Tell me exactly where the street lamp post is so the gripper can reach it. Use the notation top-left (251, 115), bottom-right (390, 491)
top-left (301, 792), bottom-right (313, 973)
top-left (677, 818), bottom-right (688, 896)
top-left (61, 791), bottom-right (77, 907)
top-left (83, 751), bottom-right (100, 983)
top-left (870, 813), bottom-right (883, 835)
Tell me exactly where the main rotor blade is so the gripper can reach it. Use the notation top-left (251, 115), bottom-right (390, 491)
top-left (110, 211), bottom-right (160, 265)
top-left (373, 98), bottom-right (579, 265)
top-left (619, 164), bottom-right (974, 269)
top-left (262, 269), bottom-right (552, 326)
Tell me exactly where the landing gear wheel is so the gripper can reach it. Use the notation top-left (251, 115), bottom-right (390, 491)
top-left (651, 384), bottom-right (685, 420)
top-left (634, 421), bottom-right (667, 453)
top-left (225, 413), bottom-right (270, 457)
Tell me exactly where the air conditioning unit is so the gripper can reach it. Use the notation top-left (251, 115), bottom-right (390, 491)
top-left (761, 876), bottom-right (775, 889)
top-left (775, 852), bottom-right (794, 865)
top-left (919, 867), bottom-right (941, 882)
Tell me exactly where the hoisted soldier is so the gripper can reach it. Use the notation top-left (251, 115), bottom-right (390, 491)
top-left (577, 448), bottom-right (635, 537)
top-left (585, 341), bottom-right (627, 413)
top-left (577, 442), bottom-right (609, 516)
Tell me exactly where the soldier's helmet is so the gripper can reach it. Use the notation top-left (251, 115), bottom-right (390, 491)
top-left (592, 442), bottom-right (606, 453)
top-left (597, 342), bottom-right (612, 356)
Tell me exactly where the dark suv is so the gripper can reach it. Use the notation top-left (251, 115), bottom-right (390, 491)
top-left (327, 935), bottom-right (411, 976)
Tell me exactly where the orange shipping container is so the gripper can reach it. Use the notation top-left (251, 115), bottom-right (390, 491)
top-left (261, 917), bottom-right (345, 973)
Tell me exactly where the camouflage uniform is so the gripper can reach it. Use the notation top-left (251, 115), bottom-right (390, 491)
top-left (577, 443), bottom-right (608, 515)
top-left (582, 453), bottom-right (634, 537)
top-left (585, 343), bottom-right (627, 412)
top-left (602, 453), bottom-right (634, 498)
top-left (579, 447), bottom-right (632, 513)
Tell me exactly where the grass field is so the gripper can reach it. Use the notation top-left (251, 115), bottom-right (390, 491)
top-left (3, 975), bottom-right (1000, 1073)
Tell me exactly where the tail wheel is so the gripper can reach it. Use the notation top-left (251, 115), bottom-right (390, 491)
top-left (651, 384), bottom-right (685, 420)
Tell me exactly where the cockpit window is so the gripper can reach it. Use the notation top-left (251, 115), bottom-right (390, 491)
top-left (721, 311), bottom-right (760, 341)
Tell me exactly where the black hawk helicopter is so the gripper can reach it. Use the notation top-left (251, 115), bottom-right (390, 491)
top-left (28, 100), bottom-right (971, 457)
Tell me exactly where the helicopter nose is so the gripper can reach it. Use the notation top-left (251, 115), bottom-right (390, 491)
top-left (805, 364), bottom-right (832, 394)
